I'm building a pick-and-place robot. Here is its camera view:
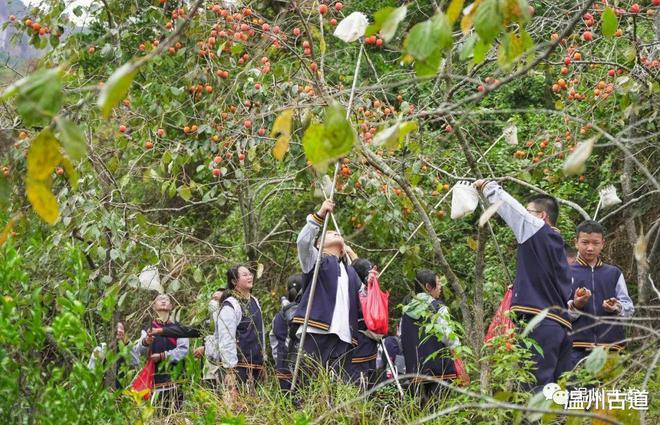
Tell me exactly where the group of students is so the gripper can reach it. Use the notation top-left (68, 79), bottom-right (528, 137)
top-left (122, 180), bottom-right (634, 412)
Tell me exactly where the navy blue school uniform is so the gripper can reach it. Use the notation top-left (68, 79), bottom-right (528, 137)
top-left (270, 301), bottom-right (298, 390)
top-left (214, 295), bottom-right (265, 384)
top-left (569, 256), bottom-right (634, 366)
top-left (347, 315), bottom-right (378, 384)
top-left (401, 295), bottom-right (458, 382)
top-left (483, 182), bottom-right (573, 390)
top-left (381, 335), bottom-right (405, 375)
top-left (292, 213), bottom-right (362, 379)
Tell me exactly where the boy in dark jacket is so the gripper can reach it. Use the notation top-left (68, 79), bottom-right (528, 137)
top-left (474, 180), bottom-right (573, 391)
top-left (270, 274), bottom-right (303, 390)
top-left (568, 220), bottom-right (634, 367)
top-left (292, 199), bottom-right (362, 381)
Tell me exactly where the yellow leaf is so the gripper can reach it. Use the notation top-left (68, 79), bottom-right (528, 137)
top-left (0, 213), bottom-right (22, 246)
top-left (447, 0), bottom-right (465, 24)
top-left (26, 179), bottom-right (59, 225)
top-left (467, 236), bottom-right (478, 251)
top-left (271, 109), bottom-right (294, 160)
top-left (27, 129), bottom-right (62, 181)
top-left (460, 13), bottom-right (473, 34)
top-left (460, 0), bottom-right (481, 33)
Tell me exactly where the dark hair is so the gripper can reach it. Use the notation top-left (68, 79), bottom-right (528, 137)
top-left (527, 194), bottom-right (559, 226)
top-left (221, 264), bottom-right (250, 302)
top-left (414, 269), bottom-right (437, 293)
top-left (575, 220), bottom-right (605, 236)
top-left (352, 258), bottom-right (373, 284)
top-left (286, 273), bottom-right (304, 302)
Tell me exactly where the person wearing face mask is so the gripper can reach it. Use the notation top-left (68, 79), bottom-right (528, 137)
top-left (211, 265), bottom-right (265, 391)
top-left (292, 199), bottom-right (362, 382)
top-left (132, 294), bottom-right (189, 413)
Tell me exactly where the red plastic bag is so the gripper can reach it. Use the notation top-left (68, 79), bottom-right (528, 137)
top-left (129, 358), bottom-right (155, 400)
top-left (360, 272), bottom-right (389, 335)
top-left (485, 286), bottom-right (515, 342)
top-left (453, 355), bottom-right (470, 386)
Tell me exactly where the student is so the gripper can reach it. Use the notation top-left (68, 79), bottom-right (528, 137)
top-left (132, 294), bottom-right (189, 413)
top-left (568, 220), bottom-right (634, 367)
top-left (401, 270), bottom-right (460, 400)
top-left (209, 265), bottom-right (265, 389)
top-left (292, 199), bottom-right (362, 381)
top-left (347, 258), bottom-right (379, 387)
top-left (270, 274), bottom-right (303, 390)
top-left (151, 291), bottom-right (223, 387)
top-left (474, 180), bottom-right (573, 391)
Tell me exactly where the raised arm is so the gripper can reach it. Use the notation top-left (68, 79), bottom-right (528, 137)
top-left (156, 323), bottom-right (203, 338)
top-left (476, 180), bottom-right (544, 244)
top-left (297, 199), bottom-right (334, 273)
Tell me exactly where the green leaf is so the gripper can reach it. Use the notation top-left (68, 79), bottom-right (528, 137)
top-left (459, 34), bottom-right (477, 61)
top-left (473, 37), bottom-right (491, 64)
top-left (302, 104), bottom-right (356, 173)
top-left (447, 0), bottom-right (465, 24)
top-left (366, 5), bottom-right (407, 42)
top-left (601, 7), bottom-right (617, 38)
top-left (55, 117), bottom-right (86, 161)
top-left (404, 13), bottom-right (452, 61)
top-left (414, 47), bottom-right (444, 77)
top-left (474, 0), bottom-right (503, 44)
top-left (178, 185), bottom-right (192, 202)
top-left (585, 346), bottom-right (607, 374)
top-left (2, 68), bottom-right (63, 127)
top-left (373, 120), bottom-right (418, 150)
top-left (193, 267), bottom-right (203, 283)
top-left (27, 129), bottom-right (62, 182)
top-left (98, 62), bottom-right (138, 118)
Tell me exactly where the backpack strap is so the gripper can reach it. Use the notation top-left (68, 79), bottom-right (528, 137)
top-left (222, 297), bottom-right (243, 323)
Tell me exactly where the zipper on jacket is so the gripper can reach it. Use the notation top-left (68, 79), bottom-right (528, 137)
top-left (591, 266), bottom-right (597, 343)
